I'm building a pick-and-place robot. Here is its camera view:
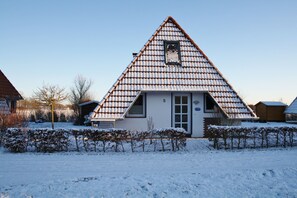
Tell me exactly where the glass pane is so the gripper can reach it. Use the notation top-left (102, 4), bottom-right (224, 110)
top-left (205, 94), bottom-right (215, 110)
top-left (182, 115), bottom-right (187, 122)
top-left (175, 124), bottom-right (181, 128)
top-left (175, 115), bottom-right (180, 122)
top-left (128, 95), bottom-right (144, 115)
top-left (182, 106), bottom-right (187, 113)
top-left (129, 105), bottom-right (143, 114)
top-left (182, 96), bottom-right (188, 104)
top-left (175, 96), bottom-right (181, 104)
top-left (175, 106), bottom-right (181, 113)
top-left (182, 124), bottom-right (188, 131)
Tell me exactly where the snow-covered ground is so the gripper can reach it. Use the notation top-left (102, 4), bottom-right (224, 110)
top-left (1, 122), bottom-right (297, 197)
top-left (28, 122), bottom-right (91, 129)
top-left (1, 142), bottom-right (297, 197)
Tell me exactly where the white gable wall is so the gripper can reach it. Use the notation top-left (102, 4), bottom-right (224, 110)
top-left (191, 92), bottom-right (222, 137)
top-left (146, 92), bottom-right (172, 129)
top-left (115, 92), bottom-right (223, 137)
top-left (192, 93), bottom-right (204, 137)
top-left (115, 92), bottom-right (172, 131)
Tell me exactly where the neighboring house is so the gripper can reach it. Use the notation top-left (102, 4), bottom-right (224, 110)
top-left (284, 97), bottom-right (297, 123)
top-left (0, 70), bottom-right (23, 114)
top-left (255, 101), bottom-right (287, 122)
top-left (91, 16), bottom-right (256, 137)
top-left (0, 100), bottom-right (10, 114)
top-left (78, 100), bottom-right (99, 125)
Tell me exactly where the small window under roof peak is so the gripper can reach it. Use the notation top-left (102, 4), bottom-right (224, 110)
top-left (164, 41), bottom-right (181, 65)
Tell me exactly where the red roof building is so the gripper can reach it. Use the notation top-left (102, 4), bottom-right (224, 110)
top-left (0, 70), bottom-right (23, 113)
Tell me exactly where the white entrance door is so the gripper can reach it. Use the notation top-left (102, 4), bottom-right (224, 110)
top-left (173, 94), bottom-right (191, 133)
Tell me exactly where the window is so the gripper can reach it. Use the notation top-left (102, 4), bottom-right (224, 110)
top-left (286, 114), bottom-right (297, 122)
top-left (164, 41), bottom-right (181, 65)
top-left (127, 94), bottom-right (146, 117)
top-left (205, 94), bottom-right (217, 112)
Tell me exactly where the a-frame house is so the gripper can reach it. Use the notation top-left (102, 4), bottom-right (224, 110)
top-left (91, 16), bottom-right (256, 137)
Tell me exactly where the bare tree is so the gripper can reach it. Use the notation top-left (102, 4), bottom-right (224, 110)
top-left (69, 75), bottom-right (93, 125)
top-left (33, 84), bottom-right (68, 129)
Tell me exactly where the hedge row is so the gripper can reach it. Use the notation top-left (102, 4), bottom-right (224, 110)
top-left (208, 125), bottom-right (297, 149)
top-left (2, 128), bottom-right (187, 153)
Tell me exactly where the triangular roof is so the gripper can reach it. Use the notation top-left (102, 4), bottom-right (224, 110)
top-left (0, 70), bottom-right (23, 100)
top-left (284, 97), bottom-right (297, 114)
top-left (92, 16), bottom-right (256, 120)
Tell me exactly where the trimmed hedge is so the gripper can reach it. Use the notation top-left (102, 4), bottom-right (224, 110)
top-left (2, 128), bottom-right (187, 153)
top-left (2, 128), bottom-right (27, 153)
top-left (71, 128), bottom-right (187, 152)
top-left (28, 129), bottom-right (69, 152)
top-left (208, 125), bottom-right (297, 149)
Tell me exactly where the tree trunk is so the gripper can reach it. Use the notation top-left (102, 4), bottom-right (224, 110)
top-left (51, 101), bottom-right (55, 129)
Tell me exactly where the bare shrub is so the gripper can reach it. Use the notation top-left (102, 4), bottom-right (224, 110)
top-left (0, 113), bottom-right (28, 145)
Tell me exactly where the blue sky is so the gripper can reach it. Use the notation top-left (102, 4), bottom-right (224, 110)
top-left (1, 0), bottom-right (296, 105)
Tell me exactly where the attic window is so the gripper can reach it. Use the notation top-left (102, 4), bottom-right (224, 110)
top-left (205, 94), bottom-right (217, 113)
top-left (164, 41), bottom-right (181, 65)
top-left (127, 94), bottom-right (146, 117)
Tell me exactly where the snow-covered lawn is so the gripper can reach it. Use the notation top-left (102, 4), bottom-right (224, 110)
top-left (1, 142), bottom-right (297, 197)
top-left (28, 122), bottom-right (91, 129)
top-left (1, 122), bottom-right (297, 197)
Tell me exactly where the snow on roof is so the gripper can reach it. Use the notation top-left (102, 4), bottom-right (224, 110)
top-left (284, 97), bottom-right (297, 114)
top-left (258, 101), bottom-right (287, 107)
top-left (92, 16), bottom-right (256, 120)
top-left (78, 100), bottom-right (99, 106)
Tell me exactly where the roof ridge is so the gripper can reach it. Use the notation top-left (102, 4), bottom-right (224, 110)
top-left (257, 101), bottom-right (287, 106)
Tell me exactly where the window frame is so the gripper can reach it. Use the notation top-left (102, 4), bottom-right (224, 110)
top-left (172, 93), bottom-right (192, 134)
top-left (164, 40), bottom-right (181, 65)
top-left (204, 93), bottom-right (217, 113)
top-left (126, 94), bottom-right (146, 118)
